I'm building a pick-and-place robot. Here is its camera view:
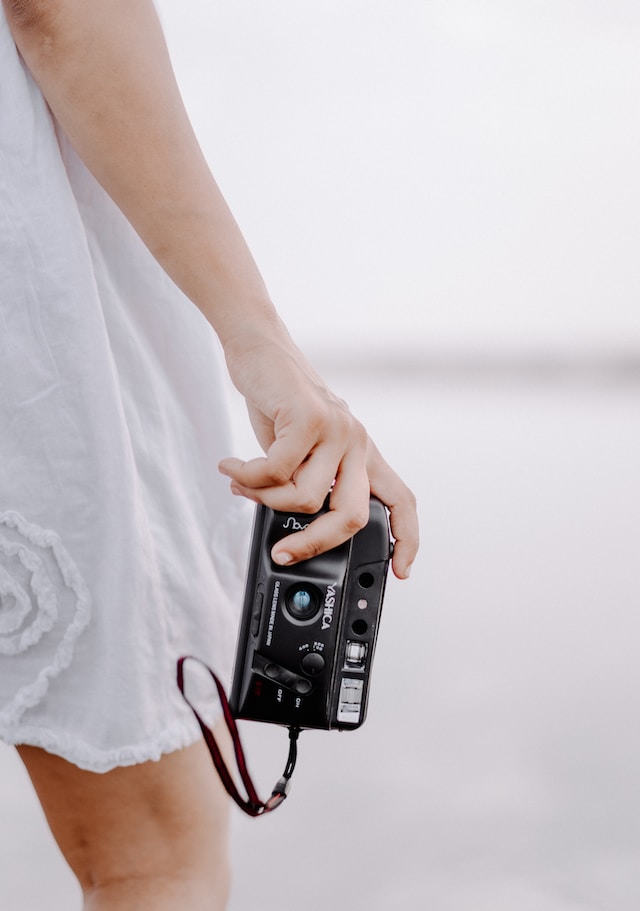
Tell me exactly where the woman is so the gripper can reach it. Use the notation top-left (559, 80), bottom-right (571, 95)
top-left (0, 1), bottom-right (419, 908)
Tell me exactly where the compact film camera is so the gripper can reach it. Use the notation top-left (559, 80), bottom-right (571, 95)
top-left (230, 496), bottom-right (392, 731)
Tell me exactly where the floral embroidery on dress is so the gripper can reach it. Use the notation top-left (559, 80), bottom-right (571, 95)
top-left (0, 511), bottom-right (91, 727)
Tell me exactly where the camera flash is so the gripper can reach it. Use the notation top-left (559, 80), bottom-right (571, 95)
top-left (357, 599), bottom-right (368, 610)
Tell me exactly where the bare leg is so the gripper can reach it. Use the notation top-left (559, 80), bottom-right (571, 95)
top-left (17, 737), bottom-right (231, 911)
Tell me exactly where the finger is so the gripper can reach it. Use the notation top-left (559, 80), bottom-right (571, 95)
top-left (218, 418), bottom-right (327, 491)
top-left (386, 491), bottom-right (419, 579)
top-left (222, 435), bottom-right (355, 515)
top-left (367, 447), bottom-right (419, 579)
top-left (218, 455), bottom-right (279, 490)
top-left (244, 402), bottom-right (276, 454)
top-left (219, 406), bottom-right (358, 503)
top-left (270, 446), bottom-right (371, 566)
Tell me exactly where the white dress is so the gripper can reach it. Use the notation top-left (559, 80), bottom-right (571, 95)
top-left (0, 12), bottom-right (248, 771)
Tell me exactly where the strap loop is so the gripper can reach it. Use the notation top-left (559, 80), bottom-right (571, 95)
top-left (177, 656), bottom-right (300, 818)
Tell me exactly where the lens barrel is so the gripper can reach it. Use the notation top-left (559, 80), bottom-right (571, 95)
top-left (285, 583), bottom-right (321, 622)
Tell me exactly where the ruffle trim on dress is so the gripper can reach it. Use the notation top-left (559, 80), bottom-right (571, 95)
top-left (0, 511), bottom-right (92, 727)
top-left (0, 715), bottom-right (206, 773)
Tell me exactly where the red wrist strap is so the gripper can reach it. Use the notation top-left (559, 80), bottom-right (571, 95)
top-left (177, 655), bottom-right (299, 817)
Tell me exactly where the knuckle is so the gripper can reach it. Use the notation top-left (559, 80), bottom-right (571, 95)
top-left (344, 414), bottom-right (364, 446)
top-left (300, 538), bottom-right (326, 561)
top-left (265, 465), bottom-right (293, 487)
top-left (301, 402), bottom-right (330, 436)
top-left (342, 508), bottom-right (369, 537)
top-left (295, 494), bottom-right (325, 515)
top-left (391, 481), bottom-right (418, 513)
top-left (334, 407), bottom-right (352, 434)
top-left (403, 486), bottom-right (418, 511)
top-left (317, 402), bottom-right (350, 441)
top-left (352, 417), bottom-right (368, 443)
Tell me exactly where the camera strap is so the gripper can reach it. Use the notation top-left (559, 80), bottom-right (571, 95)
top-left (177, 656), bottom-right (300, 817)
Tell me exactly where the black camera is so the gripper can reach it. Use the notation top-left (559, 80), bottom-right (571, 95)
top-left (230, 496), bottom-right (392, 731)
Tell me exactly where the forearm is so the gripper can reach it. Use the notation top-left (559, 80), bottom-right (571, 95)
top-left (4, 0), bottom-right (419, 575)
top-left (3, 0), bottom-right (277, 347)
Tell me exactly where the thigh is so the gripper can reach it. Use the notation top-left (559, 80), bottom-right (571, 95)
top-left (17, 736), bottom-right (231, 902)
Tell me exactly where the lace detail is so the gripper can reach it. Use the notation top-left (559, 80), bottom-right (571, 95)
top-left (0, 511), bottom-right (91, 727)
top-left (0, 539), bottom-right (58, 651)
top-left (1, 715), bottom-right (210, 773)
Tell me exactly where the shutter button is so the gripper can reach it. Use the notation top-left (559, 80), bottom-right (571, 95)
top-left (301, 652), bottom-right (325, 675)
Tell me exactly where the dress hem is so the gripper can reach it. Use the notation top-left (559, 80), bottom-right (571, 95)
top-left (0, 717), bottom-right (205, 773)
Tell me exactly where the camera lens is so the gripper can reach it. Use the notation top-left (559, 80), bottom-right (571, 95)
top-left (292, 589), bottom-right (312, 613)
top-left (285, 583), bottom-right (321, 622)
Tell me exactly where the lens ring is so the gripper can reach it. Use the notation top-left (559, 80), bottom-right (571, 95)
top-left (285, 583), bottom-right (321, 623)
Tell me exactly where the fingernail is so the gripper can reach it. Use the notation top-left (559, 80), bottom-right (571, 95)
top-left (403, 564), bottom-right (412, 579)
top-left (273, 552), bottom-right (294, 566)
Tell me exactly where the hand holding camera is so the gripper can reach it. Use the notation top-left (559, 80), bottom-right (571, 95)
top-left (178, 495), bottom-right (393, 816)
top-left (231, 495), bottom-right (391, 731)
top-left (217, 327), bottom-right (418, 580)
top-left (194, 328), bottom-right (418, 813)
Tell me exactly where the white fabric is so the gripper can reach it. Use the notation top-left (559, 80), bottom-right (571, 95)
top-left (0, 13), bottom-right (249, 771)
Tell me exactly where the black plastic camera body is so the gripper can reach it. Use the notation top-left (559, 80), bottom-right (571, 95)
top-left (229, 497), bottom-right (392, 731)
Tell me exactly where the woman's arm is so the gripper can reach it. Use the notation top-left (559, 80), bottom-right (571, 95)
top-left (4, 0), bottom-right (418, 577)
top-left (4, 0), bottom-right (270, 342)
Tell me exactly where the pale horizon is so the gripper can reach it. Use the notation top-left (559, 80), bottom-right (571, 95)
top-left (159, 0), bottom-right (640, 354)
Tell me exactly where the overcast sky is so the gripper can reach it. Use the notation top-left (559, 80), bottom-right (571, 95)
top-left (157, 0), bottom-right (640, 354)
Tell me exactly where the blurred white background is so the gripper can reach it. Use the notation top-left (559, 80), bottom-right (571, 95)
top-left (158, 0), bottom-right (640, 356)
top-left (1, 2), bottom-right (639, 909)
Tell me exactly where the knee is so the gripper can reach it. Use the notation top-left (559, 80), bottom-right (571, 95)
top-left (67, 807), bottom-right (232, 910)
top-left (82, 868), bottom-right (231, 911)
top-left (64, 806), bottom-right (232, 908)
top-left (18, 743), bottom-right (232, 909)
top-left (70, 836), bottom-right (231, 900)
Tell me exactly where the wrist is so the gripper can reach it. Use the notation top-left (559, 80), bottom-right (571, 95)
top-left (217, 309), bottom-right (293, 358)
